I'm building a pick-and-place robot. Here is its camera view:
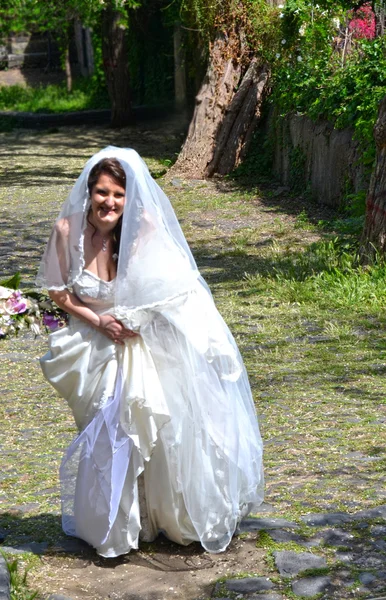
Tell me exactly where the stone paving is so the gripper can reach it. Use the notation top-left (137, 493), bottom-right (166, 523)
top-left (1, 507), bottom-right (386, 599)
top-left (0, 557), bottom-right (9, 600)
top-left (210, 507), bottom-right (386, 599)
top-left (1, 125), bottom-right (386, 600)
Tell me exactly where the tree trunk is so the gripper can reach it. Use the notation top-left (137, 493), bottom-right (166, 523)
top-left (102, 4), bottom-right (132, 128)
top-left (174, 21), bottom-right (187, 111)
top-left (172, 32), bottom-right (269, 178)
top-left (84, 28), bottom-right (94, 76)
top-left (64, 43), bottom-right (72, 93)
top-left (74, 19), bottom-right (87, 77)
top-left (74, 20), bottom-right (94, 77)
top-left (375, 1), bottom-right (385, 37)
top-left (207, 60), bottom-right (269, 176)
top-left (361, 95), bottom-right (386, 260)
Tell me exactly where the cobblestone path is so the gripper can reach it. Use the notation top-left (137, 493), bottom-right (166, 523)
top-left (0, 120), bottom-right (386, 600)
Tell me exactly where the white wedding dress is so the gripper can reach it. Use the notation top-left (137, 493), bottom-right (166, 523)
top-left (37, 147), bottom-right (264, 558)
top-left (41, 268), bottom-right (263, 558)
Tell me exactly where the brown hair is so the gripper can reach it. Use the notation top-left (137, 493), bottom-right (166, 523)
top-left (87, 157), bottom-right (126, 196)
top-left (87, 157), bottom-right (126, 256)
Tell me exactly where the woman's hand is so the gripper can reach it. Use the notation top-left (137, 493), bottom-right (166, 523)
top-left (98, 314), bottom-right (138, 345)
top-left (48, 290), bottom-right (138, 344)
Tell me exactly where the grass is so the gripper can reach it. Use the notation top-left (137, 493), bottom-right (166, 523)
top-left (241, 240), bottom-right (386, 308)
top-left (1, 552), bottom-right (39, 600)
top-left (0, 78), bottom-right (109, 113)
top-left (0, 124), bottom-right (386, 598)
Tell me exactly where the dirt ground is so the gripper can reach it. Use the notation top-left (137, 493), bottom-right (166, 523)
top-left (32, 536), bottom-right (267, 600)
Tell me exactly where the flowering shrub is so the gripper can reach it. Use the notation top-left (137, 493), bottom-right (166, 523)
top-left (270, 0), bottom-right (386, 178)
top-left (348, 3), bottom-right (376, 40)
top-left (0, 274), bottom-right (68, 339)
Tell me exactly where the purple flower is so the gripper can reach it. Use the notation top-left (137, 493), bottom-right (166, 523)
top-left (43, 313), bottom-right (62, 331)
top-left (5, 291), bottom-right (27, 314)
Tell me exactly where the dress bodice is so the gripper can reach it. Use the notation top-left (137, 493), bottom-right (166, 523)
top-left (73, 269), bottom-right (115, 312)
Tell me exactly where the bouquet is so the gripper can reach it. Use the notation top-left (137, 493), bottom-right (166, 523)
top-left (0, 273), bottom-right (68, 339)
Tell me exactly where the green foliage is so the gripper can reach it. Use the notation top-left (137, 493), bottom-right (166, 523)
top-left (1, 1), bottom-right (84, 40)
top-left (0, 272), bottom-right (21, 290)
top-left (0, 79), bottom-right (109, 113)
top-left (0, 553), bottom-right (38, 600)
top-left (232, 128), bottom-right (275, 182)
top-left (271, 2), bottom-right (386, 172)
top-left (294, 208), bottom-right (312, 229)
top-left (180, 0), bottom-right (280, 56)
top-left (342, 189), bottom-right (367, 218)
top-left (0, 0), bottom-right (133, 38)
top-left (289, 146), bottom-right (307, 195)
top-left (0, 0), bottom-right (129, 88)
top-left (90, 24), bottom-right (106, 90)
top-left (127, 4), bottom-right (175, 106)
top-left (318, 215), bottom-right (364, 237)
top-left (256, 530), bottom-right (276, 549)
top-left (243, 235), bottom-right (386, 310)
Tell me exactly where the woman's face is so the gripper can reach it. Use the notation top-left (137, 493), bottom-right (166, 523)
top-left (89, 173), bottom-right (125, 229)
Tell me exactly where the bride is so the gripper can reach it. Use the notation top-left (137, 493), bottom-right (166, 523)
top-left (37, 147), bottom-right (264, 558)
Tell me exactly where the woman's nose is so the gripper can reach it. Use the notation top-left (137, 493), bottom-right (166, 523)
top-left (104, 195), bottom-right (115, 206)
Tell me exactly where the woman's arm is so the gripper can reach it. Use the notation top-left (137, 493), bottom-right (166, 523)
top-left (49, 289), bottom-right (134, 344)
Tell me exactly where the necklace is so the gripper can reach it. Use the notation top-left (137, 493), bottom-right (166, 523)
top-left (102, 236), bottom-right (108, 252)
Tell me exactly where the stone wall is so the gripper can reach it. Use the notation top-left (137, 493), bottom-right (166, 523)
top-left (273, 113), bottom-right (369, 208)
top-left (1, 33), bottom-right (61, 69)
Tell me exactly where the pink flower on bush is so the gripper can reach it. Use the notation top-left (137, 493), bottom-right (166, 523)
top-left (5, 291), bottom-right (27, 314)
top-left (348, 2), bottom-right (376, 40)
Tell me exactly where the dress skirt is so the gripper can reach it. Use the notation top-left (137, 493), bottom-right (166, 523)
top-left (40, 281), bottom-right (264, 557)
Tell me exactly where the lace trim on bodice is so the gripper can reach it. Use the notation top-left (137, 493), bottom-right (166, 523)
top-left (72, 270), bottom-right (116, 309)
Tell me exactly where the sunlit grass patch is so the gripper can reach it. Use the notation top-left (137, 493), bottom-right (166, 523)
top-left (241, 238), bottom-right (386, 310)
top-left (0, 80), bottom-right (109, 114)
